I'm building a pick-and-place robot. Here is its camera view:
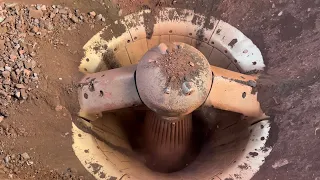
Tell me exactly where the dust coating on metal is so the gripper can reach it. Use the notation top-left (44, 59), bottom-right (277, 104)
top-left (136, 42), bottom-right (212, 117)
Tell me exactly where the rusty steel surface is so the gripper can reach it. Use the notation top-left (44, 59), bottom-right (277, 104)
top-left (136, 43), bottom-right (212, 117)
top-left (206, 66), bottom-right (263, 117)
top-left (144, 111), bottom-right (194, 173)
top-left (78, 65), bottom-right (142, 114)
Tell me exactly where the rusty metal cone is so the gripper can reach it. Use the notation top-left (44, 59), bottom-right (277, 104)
top-left (143, 111), bottom-right (194, 173)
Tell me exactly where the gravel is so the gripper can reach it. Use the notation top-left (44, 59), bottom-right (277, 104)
top-left (0, 2), bottom-right (105, 179)
top-left (0, 2), bottom-right (104, 120)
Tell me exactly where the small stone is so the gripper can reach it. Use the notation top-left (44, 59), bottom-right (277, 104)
top-left (11, 72), bottom-right (18, 83)
top-left (44, 21), bottom-right (54, 30)
top-left (0, 16), bottom-right (5, 23)
top-left (5, 66), bottom-right (11, 71)
top-left (10, 54), bottom-right (17, 61)
top-left (2, 71), bottom-right (10, 78)
top-left (89, 11), bottom-right (96, 17)
top-left (29, 9), bottom-right (43, 19)
top-left (11, 154), bottom-right (16, 160)
top-left (24, 61), bottom-right (32, 69)
top-left (16, 61), bottom-right (23, 68)
top-left (96, 14), bottom-right (103, 21)
top-left (14, 44), bottom-right (21, 49)
top-left (24, 69), bottom-right (31, 77)
top-left (118, 9), bottom-right (123, 16)
top-left (101, 17), bottom-right (106, 22)
top-left (41, 5), bottom-right (47, 11)
top-left (0, 90), bottom-right (7, 97)
top-left (18, 50), bottom-right (25, 56)
top-left (34, 18), bottom-right (40, 25)
top-left (36, 4), bottom-right (41, 10)
top-left (0, 40), bottom-right (5, 50)
top-left (3, 79), bottom-right (10, 85)
top-left (50, 12), bottom-right (56, 18)
top-left (55, 105), bottom-right (63, 111)
top-left (26, 160), bottom-right (33, 166)
top-left (16, 84), bottom-right (25, 89)
top-left (0, 116), bottom-right (3, 123)
top-left (272, 3), bottom-right (275, 8)
top-left (30, 52), bottom-right (36, 57)
top-left (59, 9), bottom-right (68, 14)
top-left (70, 15), bottom-right (79, 23)
top-left (307, 8), bottom-right (311, 12)
top-left (189, 62), bottom-right (194, 67)
top-left (8, 127), bottom-right (17, 138)
top-left (53, 8), bottom-right (59, 14)
top-left (31, 60), bottom-right (37, 69)
top-left (278, 11), bottom-right (283, 16)
top-left (31, 26), bottom-right (39, 33)
top-left (20, 89), bottom-right (27, 100)
top-left (272, 159), bottom-right (289, 169)
top-left (13, 167), bottom-right (18, 173)
top-left (164, 87), bottom-right (171, 94)
top-left (4, 155), bottom-right (10, 163)
top-left (15, 91), bottom-right (21, 98)
top-left (21, 152), bottom-right (30, 160)
top-left (58, 77), bottom-right (62, 80)
top-left (75, 9), bottom-right (81, 17)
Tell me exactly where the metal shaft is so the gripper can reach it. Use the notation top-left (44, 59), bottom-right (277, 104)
top-left (205, 66), bottom-right (263, 117)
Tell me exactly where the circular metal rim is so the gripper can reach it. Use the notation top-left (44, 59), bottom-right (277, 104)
top-left (74, 7), bottom-right (270, 180)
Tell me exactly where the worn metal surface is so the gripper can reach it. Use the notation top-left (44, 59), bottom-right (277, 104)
top-left (206, 66), bottom-right (263, 117)
top-left (78, 65), bottom-right (142, 113)
top-left (136, 42), bottom-right (212, 117)
top-left (144, 111), bottom-right (194, 173)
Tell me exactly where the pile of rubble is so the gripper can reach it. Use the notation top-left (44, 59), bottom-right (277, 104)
top-left (0, 3), bottom-right (105, 118)
top-left (0, 152), bottom-right (33, 177)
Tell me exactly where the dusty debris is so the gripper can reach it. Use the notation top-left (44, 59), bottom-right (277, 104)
top-left (29, 9), bottom-right (43, 19)
top-left (118, 9), bottom-right (123, 16)
top-left (272, 159), bottom-right (289, 169)
top-left (0, 2), bottom-right (102, 113)
top-left (21, 152), bottom-right (30, 160)
top-left (55, 105), bottom-right (63, 111)
top-left (89, 11), bottom-right (96, 18)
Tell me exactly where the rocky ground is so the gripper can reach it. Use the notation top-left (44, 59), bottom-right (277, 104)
top-left (0, 1), bottom-right (112, 179)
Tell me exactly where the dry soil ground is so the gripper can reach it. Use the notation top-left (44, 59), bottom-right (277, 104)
top-left (0, 0), bottom-right (319, 180)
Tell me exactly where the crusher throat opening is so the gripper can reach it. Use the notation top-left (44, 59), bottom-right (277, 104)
top-left (73, 8), bottom-right (272, 180)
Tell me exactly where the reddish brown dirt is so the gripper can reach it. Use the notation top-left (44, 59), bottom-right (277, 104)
top-left (0, 0), bottom-right (119, 179)
top-left (0, 0), bottom-right (319, 180)
top-left (155, 45), bottom-right (201, 90)
top-left (211, 0), bottom-right (319, 179)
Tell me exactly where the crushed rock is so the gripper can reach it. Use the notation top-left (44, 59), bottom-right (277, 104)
top-left (0, 2), bottom-right (104, 119)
